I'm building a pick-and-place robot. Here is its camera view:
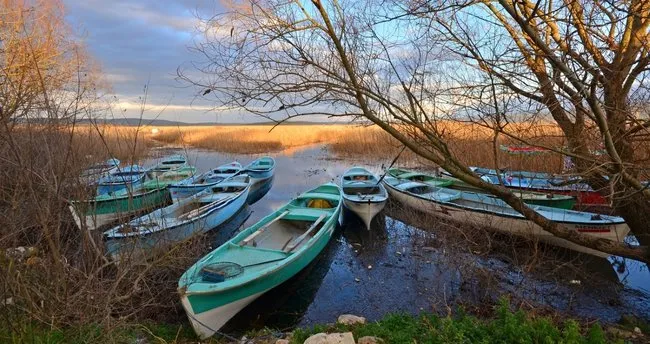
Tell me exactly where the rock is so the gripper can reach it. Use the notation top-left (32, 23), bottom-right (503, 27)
top-left (337, 314), bottom-right (366, 325)
top-left (634, 327), bottom-right (642, 335)
top-left (357, 336), bottom-right (384, 344)
top-left (303, 332), bottom-right (354, 344)
top-left (276, 339), bottom-right (290, 344)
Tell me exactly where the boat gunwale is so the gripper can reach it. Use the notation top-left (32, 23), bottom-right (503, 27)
top-left (180, 184), bottom-right (341, 296)
top-left (105, 184), bottom-right (250, 238)
top-left (383, 180), bottom-right (625, 225)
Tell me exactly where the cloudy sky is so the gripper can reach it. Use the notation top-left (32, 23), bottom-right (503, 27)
top-left (63, 0), bottom-right (261, 123)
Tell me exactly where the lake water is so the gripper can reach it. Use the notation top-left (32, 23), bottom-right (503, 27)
top-left (149, 145), bottom-right (650, 333)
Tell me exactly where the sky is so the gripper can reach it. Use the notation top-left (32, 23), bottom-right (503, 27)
top-left (64, 0), bottom-right (263, 123)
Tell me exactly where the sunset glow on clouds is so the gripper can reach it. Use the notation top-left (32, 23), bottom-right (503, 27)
top-left (63, 0), bottom-right (257, 123)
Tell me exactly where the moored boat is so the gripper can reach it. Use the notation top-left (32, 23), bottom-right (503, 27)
top-left (394, 168), bottom-right (576, 209)
top-left (244, 156), bottom-right (275, 204)
top-left (382, 177), bottom-right (629, 257)
top-left (178, 183), bottom-right (342, 339)
top-left (147, 154), bottom-right (190, 179)
top-left (466, 167), bottom-right (607, 206)
top-left (69, 166), bottom-right (196, 231)
top-left (341, 167), bottom-right (388, 230)
top-left (104, 175), bottom-right (251, 261)
top-left (80, 158), bottom-right (120, 184)
top-left (387, 168), bottom-right (455, 187)
top-left (169, 162), bottom-right (243, 203)
top-left (96, 165), bottom-right (147, 196)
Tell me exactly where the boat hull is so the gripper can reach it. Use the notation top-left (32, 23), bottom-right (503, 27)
top-left (69, 188), bottom-right (170, 231)
top-left (180, 212), bottom-right (337, 338)
top-left (342, 198), bottom-right (386, 230)
top-left (247, 175), bottom-right (274, 205)
top-left (105, 189), bottom-right (248, 260)
top-left (385, 184), bottom-right (628, 257)
top-left (169, 184), bottom-right (214, 203)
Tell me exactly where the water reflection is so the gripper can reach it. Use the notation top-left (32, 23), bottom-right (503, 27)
top-left (151, 145), bottom-right (649, 330)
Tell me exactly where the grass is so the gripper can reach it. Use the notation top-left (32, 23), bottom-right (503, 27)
top-left (6, 299), bottom-right (636, 344)
top-left (290, 299), bottom-right (618, 344)
top-left (149, 122), bottom-right (567, 172)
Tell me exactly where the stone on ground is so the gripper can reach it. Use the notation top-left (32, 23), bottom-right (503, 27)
top-left (303, 332), bottom-right (355, 344)
top-left (337, 314), bottom-right (366, 325)
top-left (357, 336), bottom-right (384, 344)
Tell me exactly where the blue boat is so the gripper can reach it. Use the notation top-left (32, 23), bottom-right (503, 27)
top-left (169, 162), bottom-right (243, 203)
top-left (244, 157), bottom-right (275, 204)
top-left (244, 156), bottom-right (275, 181)
top-left (104, 175), bottom-right (251, 261)
top-left (96, 165), bottom-right (147, 195)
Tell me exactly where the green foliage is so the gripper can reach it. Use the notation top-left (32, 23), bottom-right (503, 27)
top-left (290, 298), bottom-right (614, 344)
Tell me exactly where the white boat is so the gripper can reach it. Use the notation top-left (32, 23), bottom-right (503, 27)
top-left (96, 165), bottom-right (147, 195)
top-left (104, 175), bottom-right (251, 261)
top-left (382, 176), bottom-right (630, 257)
top-left (340, 167), bottom-right (388, 230)
top-left (169, 162), bottom-right (243, 203)
top-left (147, 154), bottom-right (190, 179)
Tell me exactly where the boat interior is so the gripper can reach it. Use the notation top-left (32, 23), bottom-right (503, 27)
top-left (343, 185), bottom-right (383, 195)
top-left (238, 196), bottom-right (338, 253)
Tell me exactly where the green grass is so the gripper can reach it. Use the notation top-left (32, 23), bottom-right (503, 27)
top-left (3, 299), bottom-right (638, 343)
top-left (291, 299), bottom-right (619, 344)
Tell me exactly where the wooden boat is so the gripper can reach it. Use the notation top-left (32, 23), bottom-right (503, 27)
top-left (466, 167), bottom-right (607, 206)
top-left (392, 168), bottom-right (576, 209)
top-left (96, 165), bottom-right (147, 196)
top-left (340, 167), bottom-right (388, 230)
top-left (147, 154), bottom-right (190, 179)
top-left (244, 156), bottom-right (275, 181)
top-left (80, 158), bottom-right (120, 184)
top-left (382, 176), bottom-right (629, 257)
top-left (69, 166), bottom-right (196, 231)
top-left (104, 175), bottom-right (251, 261)
top-left (178, 183), bottom-right (342, 339)
top-left (388, 168), bottom-right (455, 187)
top-left (244, 156), bottom-right (275, 204)
top-left (169, 162), bottom-right (242, 203)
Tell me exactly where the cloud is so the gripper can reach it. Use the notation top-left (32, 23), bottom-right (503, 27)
top-left (63, 0), bottom-right (225, 123)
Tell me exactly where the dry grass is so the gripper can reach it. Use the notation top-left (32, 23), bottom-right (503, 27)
top-left (150, 122), bottom-right (566, 172)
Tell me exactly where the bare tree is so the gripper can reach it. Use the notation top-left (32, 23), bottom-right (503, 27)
top-left (180, 0), bottom-right (649, 262)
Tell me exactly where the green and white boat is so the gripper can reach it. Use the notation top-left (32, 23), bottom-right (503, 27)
top-left (69, 166), bottom-right (196, 231)
top-left (178, 183), bottom-right (342, 339)
top-left (389, 168), bottom-right (576, 209)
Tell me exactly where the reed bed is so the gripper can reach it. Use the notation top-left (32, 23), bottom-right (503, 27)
top-left (151, 123), bottom-right (566, 173)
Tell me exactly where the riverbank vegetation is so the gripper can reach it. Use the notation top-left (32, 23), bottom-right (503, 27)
top-left (6, 298), bottom-right (646, 343)
top-left (150, 123), bottom-right (567, 172)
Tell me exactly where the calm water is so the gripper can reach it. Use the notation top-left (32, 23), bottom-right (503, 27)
top-left (149, 146), bottom-right (650, 332)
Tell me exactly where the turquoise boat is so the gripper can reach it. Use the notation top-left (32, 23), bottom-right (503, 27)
top-left (178, 183), bottom-right (342, 339)
top-left (390, 168), bottom-right (576, 209)
top-left (104, 175), bottom-right (251, 261)
top-left (387, 168), bottom-right (455, 187)
top-left (69, 166), bottom-right (196, 231)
